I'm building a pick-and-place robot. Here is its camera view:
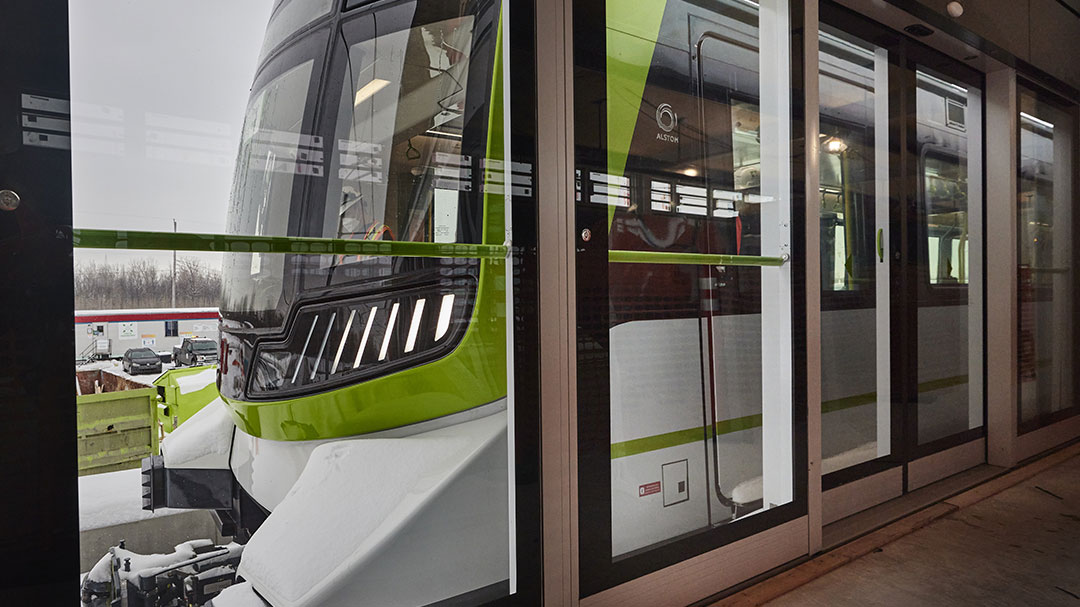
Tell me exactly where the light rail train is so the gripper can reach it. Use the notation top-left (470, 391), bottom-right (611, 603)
top-left (80, 0), bottom-right (993, 605)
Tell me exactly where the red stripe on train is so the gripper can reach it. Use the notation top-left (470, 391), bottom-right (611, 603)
top-left (74, 312), bottom-right (219, 323)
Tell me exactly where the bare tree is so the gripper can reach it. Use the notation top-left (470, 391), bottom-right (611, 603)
top-left (74, 257), bottom-right (221, 309)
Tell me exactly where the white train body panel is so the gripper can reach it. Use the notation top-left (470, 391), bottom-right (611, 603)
top-left (608, 305), bottom-right (972, 556)
top-left (237, 410), bottom-right (509, 607)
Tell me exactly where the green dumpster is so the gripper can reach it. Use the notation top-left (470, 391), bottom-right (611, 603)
top-left (153, 365), bottom-right (219, 432)
top-left (76, 387), bottom-right (159, 476)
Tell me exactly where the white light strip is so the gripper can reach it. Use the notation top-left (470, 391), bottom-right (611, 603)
top-left (353, 307), bottom-right (377, 369)
top-left (916, 70), bottom-right (969, 97)
top-left (330, 309), bottom-right (356, 375)
top-left (820, 30), bottom-right (875, 60)
top-left (378, 302), bottom-right (400, 361)
top-left (291, 314), bottom-right (319, 384)
top-left (404, 299), bottom-right (426, 353)
top-left (310, 312), bottom-right (336, 381)
top-left (435, 294), bottom-right (455, 341)
top-left (354, 78), bottom-right (390, 106)
top-left (1020, 112), bottom-right (1055, 130)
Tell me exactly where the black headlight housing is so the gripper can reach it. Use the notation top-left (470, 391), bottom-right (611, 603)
top-left (222, 268), bottom-right (478, 401)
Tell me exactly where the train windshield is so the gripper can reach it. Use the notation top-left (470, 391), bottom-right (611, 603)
top-left (221, 56), bottom-right (315, 327)
top-left (222, 1), bottom-right (492, 330)
top-left (320, 11), bottom-right (479, 249)
top-left (258, 0), bottom-right (334, 64)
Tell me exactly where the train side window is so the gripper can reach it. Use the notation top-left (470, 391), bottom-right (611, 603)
top-left (923, 152), bottom-right (968, 285)
top-left (818, 29), bottom-right (878, 296)
top-left (1016, 82), bottom-right (1077, 430)
top-left (322, 11), bottom-right (480, 255)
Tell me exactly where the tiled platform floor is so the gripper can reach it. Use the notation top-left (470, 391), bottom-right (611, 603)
top-left (764, 453), bottom-right (1080, 606)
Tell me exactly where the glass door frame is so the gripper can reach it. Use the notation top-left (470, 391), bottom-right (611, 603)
top-left (1014, 78), bottom-right (1080, 436)
top-left (819, 1), bottom-right (987, 494)
top-left (570, 0), bottom-right (809, 598)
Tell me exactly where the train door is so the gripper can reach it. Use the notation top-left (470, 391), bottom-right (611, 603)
top-left (574, 0), bottom-right (804, 599)
top-left (819, 5), bottom-right (985, 521)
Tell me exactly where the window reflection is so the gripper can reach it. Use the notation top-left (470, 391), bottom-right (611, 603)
top-left (1017, 85), bottom-right (1076, 430)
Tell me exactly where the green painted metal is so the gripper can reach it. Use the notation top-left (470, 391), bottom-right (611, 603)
top-left (604, 0), bottom-right (668, 228)
top-left (820, 391), bottom-right (877, 415)
top-left (610, 414), bottom-right (761, 459)
top-left (72, 228), bottom-right (508, 259)
top-left (609, 375), bottom-right (970, 459)
top-left (77, 387), bottom-right (160, 476)
top-left (608, 250), bottom-right (786, 267)
top-left (222, 13), bottom-right (509, 441)
top-left (153, 366), bottom-right (220, 431)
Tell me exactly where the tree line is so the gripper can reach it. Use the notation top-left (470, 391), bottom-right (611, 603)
top-left (74, 258), bottom-right (221, 309)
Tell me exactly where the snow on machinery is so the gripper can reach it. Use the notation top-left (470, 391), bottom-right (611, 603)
top-left (81, 0), bottom-right (513, 604)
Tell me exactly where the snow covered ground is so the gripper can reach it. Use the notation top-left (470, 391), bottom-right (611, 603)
top-left (78, 467), bottom-right (184, 531)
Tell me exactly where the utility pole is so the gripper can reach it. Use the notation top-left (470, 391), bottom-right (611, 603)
top-left (172, 218), bottom-right (177, 308)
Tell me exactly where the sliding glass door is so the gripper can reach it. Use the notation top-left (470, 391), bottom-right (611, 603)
top-left (819, 4), bottom-right (985, 505)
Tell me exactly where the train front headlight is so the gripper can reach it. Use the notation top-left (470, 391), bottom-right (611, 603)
top-left (247, 275), bottom-right (475, 397)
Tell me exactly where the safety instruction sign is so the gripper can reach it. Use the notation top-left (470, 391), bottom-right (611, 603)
top-left (118, 322), bottom-right (136, 339)
top-left (638, 481), bottom-right (661, 497)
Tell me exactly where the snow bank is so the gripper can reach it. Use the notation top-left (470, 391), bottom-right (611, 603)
top-left (161, 397), bottom-right (234, 469)
top-left (175, 368), bottom-right (217, 395)
top-left (78, 468), bottom-right (184, 531)
top-left (78, 360), bottom-right (123, 372)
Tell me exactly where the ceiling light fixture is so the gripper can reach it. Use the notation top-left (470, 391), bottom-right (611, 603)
top-left (354, 78), bottom-right (390, 106)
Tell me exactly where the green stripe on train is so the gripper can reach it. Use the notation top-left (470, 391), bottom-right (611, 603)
top-left (611, 374), bottom-right (969, 459)
top-left (605, 0), bottom-right (668, 228)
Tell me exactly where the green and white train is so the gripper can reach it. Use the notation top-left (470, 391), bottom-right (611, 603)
top-left (80, 0), bottom-right (991, 604)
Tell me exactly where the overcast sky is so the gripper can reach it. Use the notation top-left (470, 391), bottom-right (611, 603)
top-left (69, 0), bottom-right (274, 270)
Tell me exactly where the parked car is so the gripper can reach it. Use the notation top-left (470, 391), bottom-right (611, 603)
top-left (122, 347), bottom-right (163, 375)
top-left (172, 337), bottom-right (219, 367)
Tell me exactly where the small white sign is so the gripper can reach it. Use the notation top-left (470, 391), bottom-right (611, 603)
top-left (118, 322), bottom-right (137, 339)
top-left (141, 337), bottom-right (156, 347)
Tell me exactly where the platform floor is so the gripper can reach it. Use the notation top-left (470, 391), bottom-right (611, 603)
top-left (765, 453), bottom-right (1080, 607)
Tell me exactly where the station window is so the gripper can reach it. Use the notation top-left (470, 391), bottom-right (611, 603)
top-left (818, 29), bottom-right (878, 297)
top-left (924, 153), bottom-right (969, 285)
top-left (1016, 82), bottom-right (1077, 431)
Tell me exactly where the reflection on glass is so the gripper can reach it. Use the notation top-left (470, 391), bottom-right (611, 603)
top-left (1017, 85), bottom-right (1075, 430)
top-left (915, 68), bottom-right (983, 445)
top-left (221, 59), bottom-right (315, 327)
top-left (322, 15), bottom-right (478, 253)
top-left (215, 2), bottom-right (515, 605)
top-left (258, 0), bottom-right (335, 64)
top-left (588, 0), bottom-right (794, 560)
top-left (818, 27), bottom-right (889, 474)
top-left (924, 153), bottom-right (969, 285)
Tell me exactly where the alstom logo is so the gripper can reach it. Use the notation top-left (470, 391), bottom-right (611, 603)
top-left (656, 103), bottom-right (678, 143)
